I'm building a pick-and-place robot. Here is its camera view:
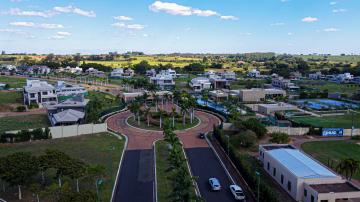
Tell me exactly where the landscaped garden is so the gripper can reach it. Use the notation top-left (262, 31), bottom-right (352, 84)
top-left (302, 140), bottom-right (360, 180)
top-left (0, 133), bottom-right (124, 201)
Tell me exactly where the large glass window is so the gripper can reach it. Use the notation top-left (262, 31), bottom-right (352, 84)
top-left (287, 181), bottom-right (291, 192)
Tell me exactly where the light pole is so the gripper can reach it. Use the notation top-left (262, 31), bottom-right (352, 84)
top-left (225, 135), bottom-right (230, 156)
top-left (96, 178), bottom-right (103, 202)
top-left (255, 171), bottom-right (261, 202)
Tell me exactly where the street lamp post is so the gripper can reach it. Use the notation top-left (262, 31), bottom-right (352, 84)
top-left (255, 171), bottom-right (261, 202)
top-left (96, 178), bottom-right (103, 202)
top-left (225, 135), bottom-right (230, 156)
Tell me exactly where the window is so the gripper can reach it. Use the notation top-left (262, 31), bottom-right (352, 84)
top-left (267, 162), bottom-right (270, 170)
top-left (287, 181), bottom-right (291, 192)
top-left (30, 93), bottom-right (35, 98)
top-left (273, 168), bottom-right (276, 176)
top-left (311, 195), bottom-right (314, 202)
top-left (320, 200), bottom-right (328, 202)
top-left (281, 174), bottom-right (284, 184)
top-left (304, 189), bottom-right (307, 197)
top-left (42, 91), bottom-right (48, 95)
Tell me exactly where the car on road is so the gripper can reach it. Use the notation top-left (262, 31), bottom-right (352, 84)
top-left (229, 185), bottom-right (245, 200)
top-left (208, 178), bottom-right (221, 191)
top-left (198, 133), bottom-right (206, 139)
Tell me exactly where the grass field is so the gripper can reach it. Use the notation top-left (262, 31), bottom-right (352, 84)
top-left (295, 80), bottom-right (360, 95)
top-left (0, 91), bottom-right (22, 105)
top-left (0, 133), bottom-right (124, 201)
top-left (0, 114), bottom-right (50, 133)
top-left (302, 140), bottom-right (360, 180)
top-left (0, 75), bottom-right (26, 88)
top-left (297, 55), bottom-right (360, 63)
top-left (291, 113), bottom-right (360, 128)
top-left (155, 140), bottom-right (173, 202)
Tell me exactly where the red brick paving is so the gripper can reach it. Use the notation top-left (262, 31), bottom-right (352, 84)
top-left (106, 104), bottom-right (221, 150)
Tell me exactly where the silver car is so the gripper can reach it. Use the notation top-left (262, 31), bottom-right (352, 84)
top-left (208, 178), bottom-right (221, 191)
top-left (230, 185), bottom-right (245, 200)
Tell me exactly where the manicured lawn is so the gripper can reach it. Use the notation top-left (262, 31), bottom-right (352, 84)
top-left (291, 113), bottom-right (360, 128)
top-left (155, 140), bottom-right (173, 202)
top-left (295, 80), bottom-right (360, 95)
top-left (127, 116), bottom-right (200, 131)
top-left (0, 91), bottom-right (22, 105)
top-left (0, 133), bottom-right (124, 201)
top-left (0, 76), bottom-right (26, 88)
top-left (0, 114), bottom-right (50, 133)
top-left (302, 140), bottom-right (360, 180)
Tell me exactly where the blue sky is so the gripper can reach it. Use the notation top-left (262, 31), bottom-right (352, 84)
top-left (0, 0), bottom-right (359, 54)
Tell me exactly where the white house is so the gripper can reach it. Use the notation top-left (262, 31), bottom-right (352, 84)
top-left (189, 77), bottom-right (211, 92)
top-left (309, 72), bottom-right (324, 80)
top-left (259, 144), bottom-right (360, 202)
top-left (146, 69), bottom-right (157, 77)
top-left (110, 68), bottom-right (124, 78)
top-left (150, 74), bottom-right (175, 90)
top-left (272, 77), bottom-right (299, 90)
top-left (220, 71), bottom-right (236, 80)
top-left (248, 69), bottom-right (261, 78)
top-left (23, 80), bottom-right (57, 106)
top-left (204, 70), bottom-right (217, 78)
top-left (55, 81), bottom-right (87, 98)
top-left (160, 69), bottom-right (177, 78)
top-left (85, 68), bottom-right (106, 77)
top-left (335, 72), bottom-right (353, 83)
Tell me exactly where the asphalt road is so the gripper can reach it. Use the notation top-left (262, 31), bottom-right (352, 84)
top-left (186, 147), bottom-right (238, 202)
top-left (112, 149), bottom-right (155, 202)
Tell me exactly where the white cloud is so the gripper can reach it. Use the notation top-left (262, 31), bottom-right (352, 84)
top-left (270, 22), bottom-right (285, 26)
top-left (7, 8), bottom-right (55, 18)
top-left (332, 8), bottom-right (347, 13)
top-left (53, 6), bottom-right (96, 17)
top-left (323, 27), bottom-right (340, 32)
top-left (149, 1), bottom-right (218, 17)
top-left (143, 34), bottom-right (149, 37)
top-left (38, 23), bottom-right (64, 29)
top-left (127, 24), bottom-right (145, 30)
top-left (220, 15), bottom-right (238, 20)
top-left (287, 32), bottom-right (294, 36)
top-left (57, 31), bottom-right (71, 36)
top-left (112, 22), bottom-right (126, 28)
top-left (0, 28), bottom-right (35, 38)
top-left (49, 35), bottom-right (66, 39)
top-left (330, 1), bottom-right (337, 6)
top-left (9, 21), bottom-right (35, 27)
top-left (302, 16), bottom-right (318, 22)
top-left (112, 23), bottom-right (145, 30)
top-left (239, 32), bottom-right (252, 36)
top-left (114, 16), bottom-right (133, 21)
top-left (49, 31), bottom-right (71, 39)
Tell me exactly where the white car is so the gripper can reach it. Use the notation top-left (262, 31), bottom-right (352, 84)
top-left (208, 178), bottom-right (221, 191)
top-left (230, 185), bottom-right (245, 200)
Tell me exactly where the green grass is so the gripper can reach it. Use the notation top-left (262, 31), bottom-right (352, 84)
top-left (0, 76), bottom-right (26, 88)
top-left (0, 114), bottom-right (50, 133)
top-left (0, 91), bottom-right (22, 105)
top-left (302, 140), bottom-right (360, 180)
top-left (291, 113), bottom-right (360, 128)
top-left (0, 133), bottom-right (125, 201)
top-left (155, 140), bottom-right (173, 202)
top-left (294, 80), bottom-right (360, 95)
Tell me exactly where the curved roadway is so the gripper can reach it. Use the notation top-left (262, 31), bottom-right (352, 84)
top-left (107, 107), bottom-right (241, 202)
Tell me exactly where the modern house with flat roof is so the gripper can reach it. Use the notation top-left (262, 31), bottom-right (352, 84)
top-left (258, 102), bottom-right (297, 115)
top-left (248, 69), bottom-right (261, 78)
top-left (150, 74), bottom-right (175, 90)
top-left (55, 81), bottom-right (87, 101)
top-left (189, 77), bottom-right (211, 92)
top-left (23, 79), bottom-right (57, 106)
top-left (209, 75), bottom-right (229, 90)
top-left (259, 144), bottom-right (360, 202)
top-left (238, 88), bottom-right (286, 102)
top-left (220, 71), bottom-right (236, 80)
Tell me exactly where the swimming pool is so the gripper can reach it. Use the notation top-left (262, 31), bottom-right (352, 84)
top-left (197, 99), bottom-right (229, 114)
top-left (294, 99), bottom-right (359, 110)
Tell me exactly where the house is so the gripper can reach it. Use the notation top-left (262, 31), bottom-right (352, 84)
top-left (46, 95), bottom-right (88, 126)
top-left (238, 88), bottom-right (286, 102)
top-left (55, 81), bottom-right (87, 101)
top-left (1, 64), bottom-right (17, 71)
top-left (258, 102), bottom-right (297, 115)
top-left (160, 69), bottom-right (177, 78)
top-left (335, 73), bottom-right (353, 83)
top-left (209, 90), bottom-right (228, 102)
top-left (189, 77), bottom-right (211, 92)
top-left (110, 68), bottom-right (124, 78)
top-left (146, 69), bottom-right (157, 77)
top-left (150, 74), bottom-right (175, 90)
top-left (85, 68), bottom-right (106, 77)
top-left (308, 72), bottom-right (324, 80)
top-left (272, 77), bottom-right (299, 91)
top-left (248, 69), bottom-right (261, 78)
top-left (204, 70), bottom-right (217, 78)
top-left (220, 71), bottom-right (236, 80)
top-left (209, 75), bottom-right (229, 90)
top-left (62, 66), bottom-right (83, 74)
top-left (32, 65), bottom-right (51, 75)
top-left (120, 90), bottom-right (173, 103)
top-left (23, 79), bottom-right (57, 106)
top-left (259, 144), bottom-right (360, 202)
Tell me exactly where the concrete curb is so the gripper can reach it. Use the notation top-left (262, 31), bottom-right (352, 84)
top-left (109, 129), bottom-right (128, 202)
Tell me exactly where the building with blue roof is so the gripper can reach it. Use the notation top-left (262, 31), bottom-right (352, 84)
top-left (259, 144), bottom-right (360, 202)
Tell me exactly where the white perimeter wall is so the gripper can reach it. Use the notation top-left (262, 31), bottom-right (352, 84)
top-left (49, 123), bottom-right (107, 139)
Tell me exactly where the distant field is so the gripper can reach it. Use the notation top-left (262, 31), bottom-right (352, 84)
top-left (291, 113), bottom-right (360, 128)
top-left (0, 114), bottom-right (50, 133)
top-left (297, 55), bottom-right (360, 63)
top-left (0, 75), bottom-right (26, 88)
top-left (302, 140), bottom-right (360, 180)
top-left (0, 133), bottom-right (124, 202)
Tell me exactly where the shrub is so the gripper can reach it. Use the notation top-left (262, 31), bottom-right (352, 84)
top-left (16, 105), bottom-right (26, 112)
top-left (242, 118), bottom-right (267, 139)
top-left (232, 130), bottom-right (257, 148)
top-left (270, 132), bottom-right (290, 144)
top-left (29, 103), bottom-right (39, 109)
top-left (351, 135), bottom-right (360, 140)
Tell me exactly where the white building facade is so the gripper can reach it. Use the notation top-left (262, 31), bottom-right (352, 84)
top-left (23, 80), bottom-right (58, 106)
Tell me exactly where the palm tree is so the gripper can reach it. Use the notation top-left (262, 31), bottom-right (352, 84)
top-left (180, 102), bottom-right (188, 127)
top-left (170, 107), bottom-right (177, 128)
top-left (144, 107), bottom-right (151, 127)
top-left (202, 90), bottom-right (209, 106)
top-left (142, 92), bottom-right (149, 108)
top-left (188, 95), bottom-right (197, 124)
top-left (336, 158), bottom-right (360, 180)
top-left (158, 109), bottom-right (167, 129)
top-left (128, 102), bottom-right (137, 121)
top-left (154, 94), bottom-right (160, 112)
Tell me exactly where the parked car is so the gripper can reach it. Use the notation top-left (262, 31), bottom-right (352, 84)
top-left (230, 185), bottom-right (245, 200)
top-left (208, 178), bottom-right (221, 191)
top-left (198, 132), bottom-right (205, 139)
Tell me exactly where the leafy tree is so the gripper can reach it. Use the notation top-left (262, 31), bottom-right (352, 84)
top-left (183, 63), bottom-right (205, 74)
top-left (242, 118), bottom-right (267, 139)
top-left (336, 158), bottom-right (360, 180)
top-left (66, 159), bottom-right (87, 192)
top-left (133, 60), bottom-right (151, 74)
top-left (43, 150), bottom-right (72, 188)
top-left (269, 132), bottom-right (290, 144)
top-left (0, 152), bottom-right (38, 200)
top-left (29, 183), bottom-right (42, 202)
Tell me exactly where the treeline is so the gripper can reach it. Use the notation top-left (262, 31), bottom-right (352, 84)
top-left (0, 149), bottom-right (105, 201)
top-left (0, 128), bottom-right (51, 143)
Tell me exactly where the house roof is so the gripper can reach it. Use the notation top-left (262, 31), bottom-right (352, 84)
top-left (24, 80), bottom-right (55, 92)
top-left (52, 109), bottom-right (85, 124)
top-left (268, 148), bottom-right (338, 179)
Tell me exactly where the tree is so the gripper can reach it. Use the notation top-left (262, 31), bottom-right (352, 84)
top-left (336, 158), bottom-right (360, 180)
top-left (1, 152), bottom-right (38, 200)
top-left (86, 164), bottom-right (106, 194)
top-left (144, 107), bottom-right (151, 127)
top-left (38, 154), bottom-right (51, 184)
top-left (269, 132), bottom-right (290, 144)
top-left (242, 118), bottom-right (267, 139)
top-left (170, 107), bottom-right (177, 128)
top-left (133, 60), bottom-right (151, 74)
top-left (158, 109), bottom-right (167, 128)
top-left (29, 183), bottom-right (42, 202)
top-left (66, 159), bottom-right (87, 192)
top-left (43, 150), bottom-right (72, 188)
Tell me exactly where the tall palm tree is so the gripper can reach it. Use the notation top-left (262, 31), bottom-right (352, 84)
top-left (158, 109), bottom-right (167, 129)
top-left (154, 94), bottom-right (160, 112)
top-left (170, 107), bottom-right (177, 128)
top-left (142, 92), bottom-right (149, 108)
top-left (202, 90), bottom-right (209, 106)
top-left (128, 102), bottom-right (137, 121)
top-left (180, 102), bottom-right (188, 127)
top-left (144, 107), bottom-right (151, 127)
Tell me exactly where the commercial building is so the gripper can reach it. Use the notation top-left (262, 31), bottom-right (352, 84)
top-left (238, 88), bottom-right (286, 102)
top-left (259, 144), bottom-right (360, 202)
top-left (258, 102), bottom-right (297, 115)
top-left (23, 79), bottom-right (57, 106)
top-left (189, 77), bottom-right (211, 92)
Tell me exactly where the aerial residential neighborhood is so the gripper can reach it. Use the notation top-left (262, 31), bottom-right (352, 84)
top-left (0, 1), bottom-right (360, 202)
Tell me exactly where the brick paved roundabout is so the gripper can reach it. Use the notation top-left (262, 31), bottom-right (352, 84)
top-left (106, 105), bottom-right (239, 202)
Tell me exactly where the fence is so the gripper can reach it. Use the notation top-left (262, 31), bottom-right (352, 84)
top-left (344, 129), bottom-right (360, 136)
top-left (266, 126), bottom-right (310, 136)
top-left (49, 123), bottom-right (107, 139)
